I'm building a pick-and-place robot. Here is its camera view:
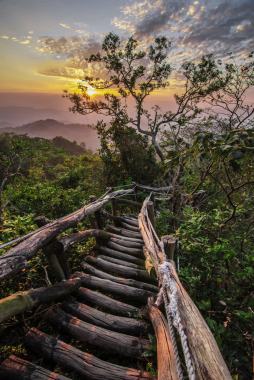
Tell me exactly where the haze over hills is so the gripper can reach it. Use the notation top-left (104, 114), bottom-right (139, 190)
top-left (0, 119), bottom-right (99, 152)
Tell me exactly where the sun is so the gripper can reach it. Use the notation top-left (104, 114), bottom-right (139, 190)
top-left (87, 86), bottom-right (96, 97)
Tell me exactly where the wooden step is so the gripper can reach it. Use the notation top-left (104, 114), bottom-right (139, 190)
top-left (46, 307), bottom-right (151, 358)
top-left (107, 225), bottom-right (143, 240)
top-left (99, 245), bottom-right (144, 263)
top-left (121, 217), bottom-right (139, 226)
top-left (110, 236), bottom-right (143, 249)
top-left (0, 355), bottom-right (71, 380)
top-left (107, 240), bottom-right (143, 256)
top-left (73, 272), bottom-right (155, 303)
top-left (82, 261), bottom-right (158, 292)
top-left (98, 254), bottom-right (144, 269)
top-left (25, 328), bottom-right (155, 380)
top-left (119, 222), bottom-right (140, 232)
top-left (86, 255), bottom-right (155, 284)
top-left (77, 287), bottom-right (140, 317)
top-left (62, 301), bottom-right (149, 335)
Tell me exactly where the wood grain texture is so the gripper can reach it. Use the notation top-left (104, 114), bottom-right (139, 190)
top-left (25, 328), bottom-right (155, 380)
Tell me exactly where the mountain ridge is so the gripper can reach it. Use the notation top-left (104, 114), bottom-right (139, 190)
top-left (0, 118), bottom-right (99, 152)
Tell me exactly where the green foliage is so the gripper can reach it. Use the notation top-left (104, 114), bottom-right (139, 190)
top-left (157, 128), bottom-right (254, 379)
top-left (97, 122), bottom-right (161, 186)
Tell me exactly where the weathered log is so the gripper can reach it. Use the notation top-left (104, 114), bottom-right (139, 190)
top-left (102, 210), bottom-right (139, 227)
top-left (85, 255), bottom-right (155, 284)
top-left (35, 218), bottom-right (69, 281)
top-left (0, 278), bottom-right (81, 323)
top-left (120, 222), bottom-right (140, 232)
top-left (60, 229), bottom-right (110, 250)
top-left (140, 197), bottom-right (232, 378)
top-left (107, 225), bottom-right (143, 240)
top-left (77, 287), bottom-right (140, 317)
top-left (121, 216), bottom-right (139, 226)
top-left (82, 261), bottom-right (158, 292)
top-left (162, 235), bottom-right (177, 260)
top-left (62, 301), bottom-right (149, 335)
top-left (98, 245), bottom-right (144, 264)
top-left (110, 236), bottom-right (143, 249)
top-left (0, 188), bottom-right (134, 280)
top-left (98, 254), bottom-right (144, 269)
top-left (165, 263), bottom-right (232, 380)
top-left (45, 250), bottom-right (66, 281)
top-left (25, 328), bottom-right (154, 380)
top-left (148, 302), bottom-right (180, 380)
top-left (72, 272), bottom-right (155, 303)
top-left (147, 201), bottom-right (155, 227)
top-left (107, 240), bottom-right (143, 256)
top-left (46, 307), bottom-right (151, 359)
top-left (0, 355), bottom-right (70, 380)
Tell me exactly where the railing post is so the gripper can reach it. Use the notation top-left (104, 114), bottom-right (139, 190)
top-left (162, 235), bottom-right (177, 261)
top-left (35, 216), bottom-right (68, 282)
top-left (147, 201), bottom-right (155, 227)
top-left (111, 198), bottom-right (117, 217)
top-left (89, 195), bottom-right (103, 229)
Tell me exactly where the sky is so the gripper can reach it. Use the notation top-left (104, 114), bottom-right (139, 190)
top-left (0, 0), bottom-right (253, 115)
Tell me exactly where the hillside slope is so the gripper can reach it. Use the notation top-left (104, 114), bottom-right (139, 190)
top-left (1, 119), bottom-right (99, 151)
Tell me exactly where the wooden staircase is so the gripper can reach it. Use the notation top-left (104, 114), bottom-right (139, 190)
top-left (0, 214), bottom-right (157, 380)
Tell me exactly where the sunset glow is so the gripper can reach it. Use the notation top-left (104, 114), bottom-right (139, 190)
top-left (0, 0), bottom-right (253, 115)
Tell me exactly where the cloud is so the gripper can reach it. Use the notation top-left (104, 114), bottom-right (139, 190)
top-left (1, 33), bottom-right (32, 46)
top-left (36, 33), bottom-right (107, 82)
top-left (59, 23), bottom-right (71, 30)
top-left (113, 0), bottom-right (254, 63)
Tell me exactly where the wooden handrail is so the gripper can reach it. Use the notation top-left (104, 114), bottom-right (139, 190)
top-left (139, 195), bottom-right (232, 380)
top-left (0, 188), bottom-right (134, 280)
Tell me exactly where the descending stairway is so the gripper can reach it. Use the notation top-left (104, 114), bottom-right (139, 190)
top-left (0, 214), bottom-right (157, 380)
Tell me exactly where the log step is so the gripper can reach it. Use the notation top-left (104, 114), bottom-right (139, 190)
top-left (98, 254), bottom-right (144, 269)
top-left (0, 355), bottom-right (71, 380)
top-left (110, 236), bottom-right (143, 249)
top-left (107, 225), bottom-right (143, 240)
top-left (85, 255), bottom-right (155, 284)
top-left (46, 307), bottom-right (151, 358)
top-left (73, 272), bottom-right (155, 303)
top-left (82, 261), bottom-right (158, 292)
top-left (107, 240), bottom-right (143, 256)
top-left (119, 221), bottom-right (140, 232)
top-left (98, 245), bottom-right (144, 263)
top-left (25, 328), bottom-right (155, 380)
top-left (121, 216), bottom-right (139, 226)
top-left (77, 287), bottom-right (140, 317)
top-left (62, 301), bottom-right (149, 335)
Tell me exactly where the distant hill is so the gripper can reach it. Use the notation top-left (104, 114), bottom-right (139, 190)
top-left (0, 119), bottom-right (99, 151)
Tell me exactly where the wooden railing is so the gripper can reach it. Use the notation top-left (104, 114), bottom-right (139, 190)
top-left (139, 195), bottom-right (232, 380)
top-left (0, 185), bottom-right (233, 380)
